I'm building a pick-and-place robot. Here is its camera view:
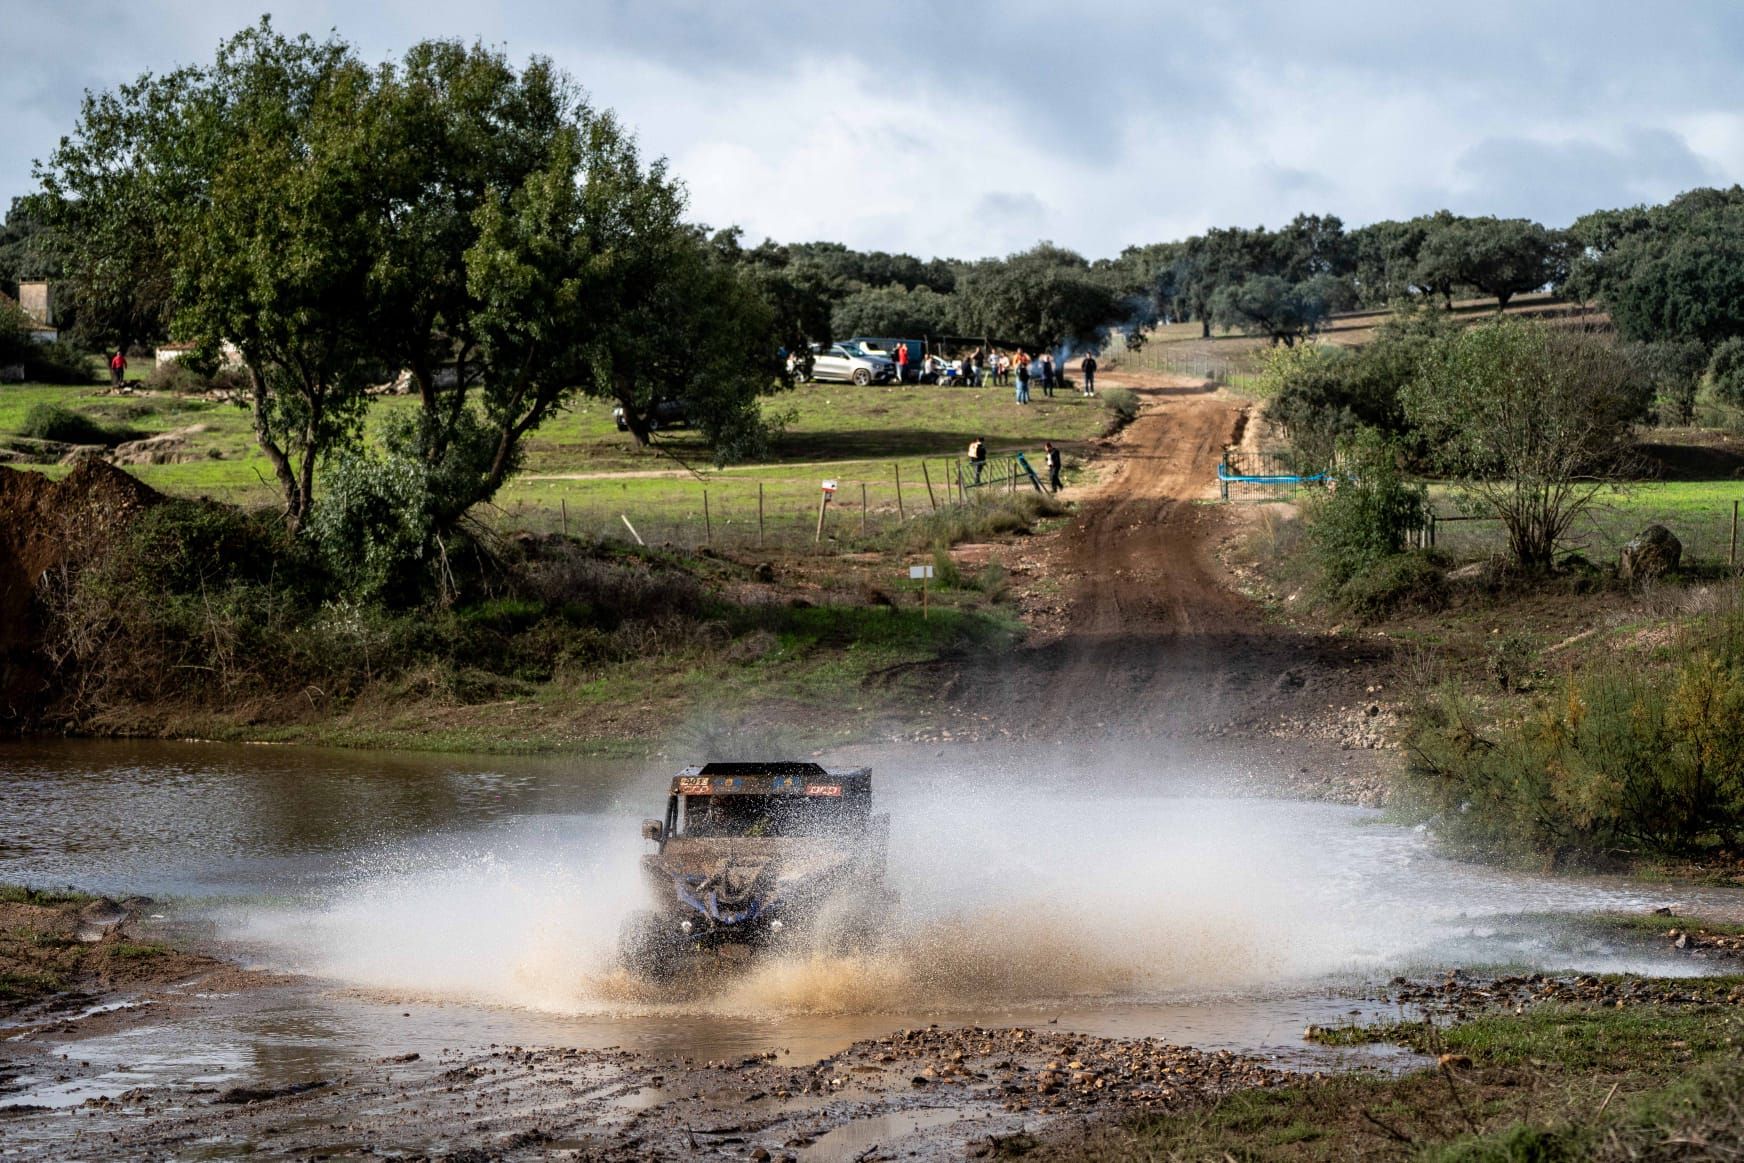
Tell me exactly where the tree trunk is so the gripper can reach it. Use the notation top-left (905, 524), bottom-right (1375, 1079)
top-left (247, 361), bottom-right (304, 530)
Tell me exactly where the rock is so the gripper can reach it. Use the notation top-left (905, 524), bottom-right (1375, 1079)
top-left (1620, 525), bottom-right (1682, 582)
top-left (750, 1148), bottom-right (771, 1162)
top-left (1437, 1053), bottom-right (1472, 1070)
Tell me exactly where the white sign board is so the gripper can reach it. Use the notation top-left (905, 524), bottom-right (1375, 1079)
top-left (821, 479), bottom-right (838, 495)
top-left (908, 565), bottom-right (935, 580)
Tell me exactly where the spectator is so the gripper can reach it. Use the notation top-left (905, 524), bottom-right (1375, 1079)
top-left (1080, 352), bottom-right (1097, 396)
top-left (109, 349), bottom-right (127, 389)
top-left (968, 436), bottom-right (987, 484)
top-left (1044, 440), bottom-right (1063, 493)
top-left (1039, 353), bottom-right (1055, 398)
top-left (1014, 350), bottom-right (1031, 405)
top-left (893, 341), bottom-right (910, 383)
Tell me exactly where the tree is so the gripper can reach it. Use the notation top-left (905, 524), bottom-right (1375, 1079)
top-left (1604, 213), bottom-right (1744, 346)
top-left (1445, 217), bottom-right (1565, 310)
top-left (1402, 320), bottom-right (1637, 571)
top-left (172, 23), bottom-right (392, 531)
top-left (1209, 274), bottom-right (1331, 346)
top-left (954, 244), bottom-right (1123, 352)
top-left (828, 284), bottom-right (955, 339)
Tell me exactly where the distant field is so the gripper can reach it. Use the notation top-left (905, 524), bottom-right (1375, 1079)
top-left (1429, 480), bottom-right (1744, 565)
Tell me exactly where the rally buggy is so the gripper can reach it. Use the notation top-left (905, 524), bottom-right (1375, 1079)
top-left (619, 762), bottom-right (894, 979)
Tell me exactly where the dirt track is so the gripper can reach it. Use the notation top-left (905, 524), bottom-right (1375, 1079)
top-left (953, 376), bottom-right (1388, 785)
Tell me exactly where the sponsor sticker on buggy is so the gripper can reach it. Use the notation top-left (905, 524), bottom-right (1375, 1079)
top-left (804, 784), bottom-right (843, 797)
top-left (677, 777), bottom-right (710, 795)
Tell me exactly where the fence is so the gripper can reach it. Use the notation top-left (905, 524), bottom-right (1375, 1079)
top-left (483, 454), bottom-right (1050, 554)
top-left (1421, 501), bottom-right (1744, 568)
top-left (1100, 332), bottom-right (1245, 383)
top-left (1216, 450), bottom-right (1326, 500)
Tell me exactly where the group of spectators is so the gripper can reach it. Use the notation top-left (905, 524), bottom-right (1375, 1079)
top-left (907, 347), bottom-right (1099, 405)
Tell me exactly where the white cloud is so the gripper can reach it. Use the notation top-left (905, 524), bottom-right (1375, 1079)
top-left (6, 1), bottom-right (1744, 257)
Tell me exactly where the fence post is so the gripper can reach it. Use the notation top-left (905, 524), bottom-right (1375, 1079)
top-left (922, 461), bottom-right (937, 510)
top-left (894, 463), bottom-right (904, 520)
top-left (1732, 500), bottom-right (1739, 568)
top-left (758, 483), bottom-right (765, 549)
top-left (561, 497), bottom-right (568, 538)
top-left (703, 490), bottom-right (711, 545)
top-left (861, 482), bottom-right (868, 536)
top-left (815, 490), bottom-right (830, 545)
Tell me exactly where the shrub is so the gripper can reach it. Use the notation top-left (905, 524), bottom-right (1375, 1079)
top-left (24, 341), bottom-right (98, 385)
top-left (1304, 429), bottom-right (1429, 590)
top-left (144, 359), bottom-right (213, 393)
top-left (1100, 388), bottom-right (1140, 428)
top-left (1710, 337), bottom-right (1744, 408)
top-left (896, 492), bottom-right (1065, 552)
top-left (1404, 598), bottom-right (1744, 864)
top-left (1337, 551), bottom-right (1447, 621)
top-left (18, 402), bottom-right (113, 445)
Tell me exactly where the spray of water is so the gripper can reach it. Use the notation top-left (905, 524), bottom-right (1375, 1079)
top-left (229, 768), bottom-right (1691, 1017)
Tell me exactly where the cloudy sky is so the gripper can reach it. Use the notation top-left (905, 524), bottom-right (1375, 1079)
top-left (5, 1), bottom-right (1743, 260)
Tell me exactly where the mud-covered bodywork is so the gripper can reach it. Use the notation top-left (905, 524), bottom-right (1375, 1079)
top-left (620, 762), bottom-right (892, 977)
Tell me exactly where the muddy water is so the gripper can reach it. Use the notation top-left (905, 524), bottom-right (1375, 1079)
top-left (0, 739), bottom-right (1733, 1111)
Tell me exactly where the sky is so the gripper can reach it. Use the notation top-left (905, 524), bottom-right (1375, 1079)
top-left (5, 1), bottom-right (1744, 261)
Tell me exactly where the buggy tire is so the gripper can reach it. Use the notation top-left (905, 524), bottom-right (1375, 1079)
top-left (619, 910), bottom-right (686, 982)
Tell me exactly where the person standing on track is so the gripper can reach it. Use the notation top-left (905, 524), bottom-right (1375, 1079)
top-left (1044, 440), bottom-right (1062, 493)
top-left (1080, 353), bottom-right (1097, 396)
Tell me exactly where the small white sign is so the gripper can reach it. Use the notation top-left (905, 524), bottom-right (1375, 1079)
top-left (821, 479), bottom-right (838, 495)
top-left (909, 565), bottom-right (935, 580)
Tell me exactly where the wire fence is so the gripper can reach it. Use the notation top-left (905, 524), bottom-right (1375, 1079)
top-left (1425, 501), bottom-right (1744, 568)
top-left (480, 454), bottom-right (1053, 554)
top-left (1100, 332), bottom-right (1247, 383)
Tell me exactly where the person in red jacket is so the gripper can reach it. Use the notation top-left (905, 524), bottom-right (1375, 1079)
top-left (109, 349), bottom-right (127, 388)
top-left (893, 342), bottom-right (910, 383)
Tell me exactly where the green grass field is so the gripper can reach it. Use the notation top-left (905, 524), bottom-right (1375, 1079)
top-left (1430, 481), bottom-right (1744, 565)
top-left (0, 380), bottom-right (1108, 546)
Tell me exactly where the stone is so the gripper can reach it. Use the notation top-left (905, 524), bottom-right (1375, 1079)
top-left (1620, 524), bottom-right (1682, 582)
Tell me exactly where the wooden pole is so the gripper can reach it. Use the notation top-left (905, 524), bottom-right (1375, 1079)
top-left (922, 460), bottom-right (937, 510)
top-left (922, 574), bottom-right (929, 620)
top-left (703, 490), bottom-right (711, 545)
top-left (894, 463), bottom-right (905, 520)
top-left (620, 514), bottom-right (645, 546)
top-left (861, 482), bottom-right (867, 536)
top-left (758, 483), bottom-right (765, 549)
top-left (1732, 500), bottom-right (1739, 567)
top-left (815, 491), bottom-right (830, 544)
top-left (561, 497), bottom-right (568, 538)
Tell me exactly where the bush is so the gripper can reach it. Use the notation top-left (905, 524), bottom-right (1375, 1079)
top-left (1404, 599), bottom-right (1744, 864)
top-left (1623, 337), bottom-right (1708, 426)
top-left (1100, 388), bottom-right (1140, 427)
top-left (1337, 551), bottom-right (1447, 621)
top-left (144, 359), bottom-right (212, 393)
top-left (18, 402), bottom-right (113, 445)
top-left (1304, 429), bottom-right (1429, 590)
top-left (24, 341), bottom-right (98, 385)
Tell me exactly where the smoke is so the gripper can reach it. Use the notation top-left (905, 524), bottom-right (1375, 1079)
top-left (225, 763), bottom-right (1691, 1018)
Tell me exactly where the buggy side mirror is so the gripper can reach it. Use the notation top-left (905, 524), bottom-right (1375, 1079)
top-left (641, 819), bottom-right (663, 842)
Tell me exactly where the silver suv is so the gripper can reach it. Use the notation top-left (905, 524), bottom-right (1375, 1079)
top-left (792, 343), bottom-right (895, 386)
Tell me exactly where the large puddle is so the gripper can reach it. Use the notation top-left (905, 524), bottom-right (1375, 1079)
top-left (1, 739), bottom-right (1734, 1110)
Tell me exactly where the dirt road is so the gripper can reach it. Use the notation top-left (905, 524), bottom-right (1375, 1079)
top-left (951, 376), bottom-right (1388, 785)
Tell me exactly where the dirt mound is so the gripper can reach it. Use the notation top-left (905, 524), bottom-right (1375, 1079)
top-left (0, 462), bottom-right (161, 722)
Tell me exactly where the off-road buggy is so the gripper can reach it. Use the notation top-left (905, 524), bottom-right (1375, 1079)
top-left (619, 762), bottom-right (893, 979)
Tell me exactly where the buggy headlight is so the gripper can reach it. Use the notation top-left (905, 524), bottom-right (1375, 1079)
top-left (680, 920), bottom-right (693, 934)
top-left (770, 920), bottom-right (784, 932)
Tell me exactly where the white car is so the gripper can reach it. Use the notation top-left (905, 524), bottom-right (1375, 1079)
top-left (792, 343), bottom-right (895, 386)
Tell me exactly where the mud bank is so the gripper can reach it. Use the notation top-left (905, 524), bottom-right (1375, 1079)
top-left (3, 1022), bottom-right (1286, 1161)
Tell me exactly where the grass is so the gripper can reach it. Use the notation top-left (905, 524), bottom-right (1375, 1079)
top-left (0, 884), bottom-right (98, 906)
top-left (1, 380), bottom-right (1103, 535)
top-left (1072, 993), bottom-right (1744, 1161)
top-left (1426, 480), bottom-right (1744, 565)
